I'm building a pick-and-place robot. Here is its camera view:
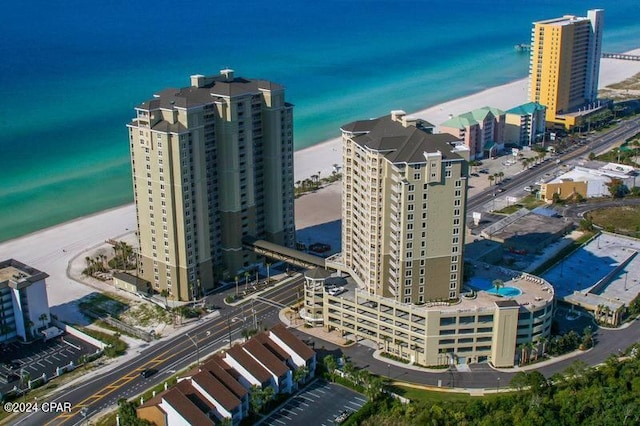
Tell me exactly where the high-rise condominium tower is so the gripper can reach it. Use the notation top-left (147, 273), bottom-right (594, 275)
top-left (340, 111), bottom-right (468, 303)
top-left (528, 9), bottom-right (604, 128)
top-left (127, 70), bottom-right (295, 301)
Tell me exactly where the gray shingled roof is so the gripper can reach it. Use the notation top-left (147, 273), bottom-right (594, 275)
top-left (342, 115), bottom-right (463, 164)
top-left (137, 75), bottom-right (283, 110)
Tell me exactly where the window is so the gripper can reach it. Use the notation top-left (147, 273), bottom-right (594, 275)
top-left (413, 173), bottom-right (420, 180)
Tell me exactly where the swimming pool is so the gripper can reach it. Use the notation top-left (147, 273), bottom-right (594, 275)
top-left (484, 286), bottom-right (522, 297)
top-left (469, 276), bottom-right (522, 297)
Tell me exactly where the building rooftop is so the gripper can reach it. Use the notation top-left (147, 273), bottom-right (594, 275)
top-left (192, 371), bottom-right (241, 412)
top-left (270, 323), bottom-right (316, 361)
top-left (242, 339), bottom-right (290, 378)
top-left (136, 70), bottom-right (284, 110)
top-left (341, 114), bottom-right (464, 164)
top-left (199, 357), bottom-right (248, 400)
top-left (505, 102), bottom-right (546, 116)
top-left (440, 106), bottom-right (505, 129)
top-left (0, 259), bottom-right (48, 290)
top-left (331, 259), bottom-right (553, 314)
top-left (226, 346), bottom-right (272, 384)
top-left (163, 387), bottom-right (215, 425)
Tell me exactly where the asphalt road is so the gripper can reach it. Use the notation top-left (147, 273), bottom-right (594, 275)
top-left (467, 117), bottom-right (640, 212)
top-left (14, 277), bottom-right (304, 425)
top-left (13, 119), bottom-right (640, 424)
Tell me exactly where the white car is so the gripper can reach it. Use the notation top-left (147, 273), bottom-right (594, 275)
top-left (524, 186), bottom-right (533, 192)
top-left (328, 286), bottom-right (345, 296)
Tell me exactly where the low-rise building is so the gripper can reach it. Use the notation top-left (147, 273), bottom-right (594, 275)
top-left (0, 259), bottom-right (51, 343)
top-left (137, 326), bottom-right (315, 425)
top-left (302, 267), bottom-right (554, 368)
top-left (539, 162), bottom-right (639, 202)
top-left (439, 106), bottom-right (505, 159)
top-left (504, 102), bottom-right (546, 147)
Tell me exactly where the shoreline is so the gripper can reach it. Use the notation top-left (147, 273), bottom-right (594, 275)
top-left (1, 49), bottom-right (640, 318)
top-left (2, 49), bottom-right (640, 246)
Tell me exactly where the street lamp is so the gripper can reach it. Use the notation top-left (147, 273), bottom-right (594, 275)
top-left (497, 376), bottom-right (501, 393)
top-left (80, 407), bottom-right (89, 425)
top-left (186, 332), bottom-right (200, 368)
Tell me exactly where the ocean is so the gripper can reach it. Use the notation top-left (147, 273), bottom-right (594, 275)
top-left (1, 0), bottom-right (639, 242)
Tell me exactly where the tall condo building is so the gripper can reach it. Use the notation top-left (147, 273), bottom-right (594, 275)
top-left (127, 70), bottom-right (295, 301)
top-left (340, 111), bottom-right (469, 303)
top-left (528, 9), bottom-right (604, 129)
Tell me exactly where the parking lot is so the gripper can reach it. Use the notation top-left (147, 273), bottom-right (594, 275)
top-left (262, 380), bottom-right (367, 425)
top-left (0, 334), bottom-right (99, 394)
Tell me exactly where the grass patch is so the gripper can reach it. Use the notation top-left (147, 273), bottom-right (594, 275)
top-left (495, 195), bottom-right (544, 215)
top-left (78, 292), bottom-right (129, 317)
top-left (389, 384), bottom-right (510, 404)
top-left (393, 386), bottom-right (470, 403)
top-left (81, 328), bottom-right (128, 357)
top-left (588, 205), bottom-right (640, 237)
top-left (120, 303), bottom-right (172, 327)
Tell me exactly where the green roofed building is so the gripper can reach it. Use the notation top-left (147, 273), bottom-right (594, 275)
top-left (439, 106), bottom-right (505, 160)
top-left (504, 102), bottom-right (547, 147)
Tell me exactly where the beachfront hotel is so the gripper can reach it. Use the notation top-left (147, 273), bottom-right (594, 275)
top-left (0, 259), bottom-right (52, 343)
top-left (528, 9), bottom-right (604, 129)
top-left (127, 70), bottom-right (296, 301)
top-left (302, 112), bottom-right (554, 367)
top-left (439, 107), bottom-right (505, 160)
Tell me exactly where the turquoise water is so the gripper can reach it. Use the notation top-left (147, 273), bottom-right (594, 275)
top-left (484, 287), bottom-right (523, 297)
top-left (469, 277), bottom-right (522, 297)
top-left (1, 1), bottom-right (639, 242)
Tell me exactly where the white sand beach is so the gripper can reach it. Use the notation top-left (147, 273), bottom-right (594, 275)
top-left (2, 49), bottom-right (640, 323)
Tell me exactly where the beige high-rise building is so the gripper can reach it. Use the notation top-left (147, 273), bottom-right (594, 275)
top-left (127, 70), bottom-right (295, 301)
top-left (528, 9), bottom-right (604, 129)
top-left (340, 111), bottom-right (469, 303)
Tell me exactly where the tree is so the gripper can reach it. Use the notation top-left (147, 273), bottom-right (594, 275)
top-left (244, 271), bottom-right (250, 291)
top-left (160, 289), bottom-right (169, 308)
top-left (323, 354), bottom-right (337, 380)
top-left (116, 399), bottom-right (152, 426)
top-left (488, 175), bottom-right (495, 186)
top-left (607, 178), bottom-right (628, 198)
top-left (588, 152), bottom-right (596, 161)
top-left (492, 279), bottom-right (504, 293)
top-left (38, 313), bottom-right (48, 330)
top-left (381, 334), bottom-right (391, 353)
top-left (249, 385), bottom-right (265, 413)
top-left (293, 366), bottom-right (309, 387)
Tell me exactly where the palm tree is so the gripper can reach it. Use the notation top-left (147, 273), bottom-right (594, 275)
top-left (381, 334), bottom-right (391, 353)
top-left (293, 366), bottom-right (309, 387)
top-left (244, 271), bottom-right (250, 291)
top-left (492, 279), bottom-right (504, 294)
top-left (323, 355), bottom-right (337, 381)
top-left (488, 175), bottom-right (495, 186)
top-left (160, 289), bottom-right (169, 308)
top-left (497, 171), bottom-right (504, 183)
top-left (38, 313), bottom-right (48, 330)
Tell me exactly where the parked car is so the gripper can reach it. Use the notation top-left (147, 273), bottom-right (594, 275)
top-left (335, 410), bottom-right (352, 424)
top-left (524, 186), bottom-right (533, 192)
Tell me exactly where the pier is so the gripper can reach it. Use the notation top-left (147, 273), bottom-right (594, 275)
top-left (602, 52), bottom-right (640, 61)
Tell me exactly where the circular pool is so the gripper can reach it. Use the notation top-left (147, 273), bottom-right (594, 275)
top-left (484, 286), bottom-right (522, 297)
top-left (468, 276), bottom-right (522, 297)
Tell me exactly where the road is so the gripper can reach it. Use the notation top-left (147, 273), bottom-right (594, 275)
top-left (14, 119), bottom-right (640, 423)
top-left (467, 117), bottom-right (640, 212)
top-left (14, 277), bottom-right (304, 425)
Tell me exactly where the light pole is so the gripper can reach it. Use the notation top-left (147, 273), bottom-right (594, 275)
top-left (186, 332), bottom-right (200, 367)
top-left (80, 407), bottom-right (88, 425)
top-left (497, 376), bottom-right (501, 393)
top-left (387, 364), bottom-right (390, 380)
